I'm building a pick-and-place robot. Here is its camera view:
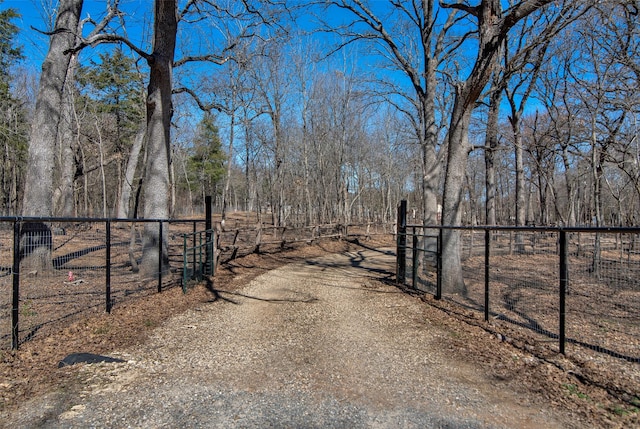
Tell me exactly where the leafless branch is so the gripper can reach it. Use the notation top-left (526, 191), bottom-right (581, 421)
top-left (439, 1), bottom-right (480, 17)
top-left (174, 54), bottom-right (230, 68)
top-left (173, 86), bottom-right (226, 113)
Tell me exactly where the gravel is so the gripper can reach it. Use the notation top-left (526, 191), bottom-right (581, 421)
top-left (8, 248), bottom-right (572, 428)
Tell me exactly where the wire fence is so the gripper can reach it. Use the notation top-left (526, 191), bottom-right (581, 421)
top-left (0, 217), bottom-right (205, 350)
top-left (398, 224), bottom-right (640, 365)
top-left (0, 216), bottom-right (394, 350)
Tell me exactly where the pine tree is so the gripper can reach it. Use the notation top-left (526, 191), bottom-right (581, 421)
top-left (0, 2), bottom-right (26, 214)
top-left (187, 113), bottom-right (226, 204)
top-left (77, 47), bottom-right (145, 152)
top-left (75, 47), bottom-right (145, 215)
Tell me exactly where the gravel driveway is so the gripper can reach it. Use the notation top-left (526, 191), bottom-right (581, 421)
top-left (9, 248), bottom-right (573, 428)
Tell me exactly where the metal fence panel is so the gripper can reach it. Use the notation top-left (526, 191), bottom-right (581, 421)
top-left (0, 218), bottom-right (204, 349)
top-left (566, 232), bottom-right (640, 362)
top-left (0, 223), bottom-right (13, 348)
top-left (396, 220), bottom-right (640, 364)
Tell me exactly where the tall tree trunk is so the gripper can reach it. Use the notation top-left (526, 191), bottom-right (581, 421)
top-left (561, 144), bottom-right (576, 226)
top-left (1, 142), bottom-right (8, 214)
top-left (141, 0), bottom-right (177, 276)
top-left (442, 100), bottom-right (472, 295)
top-left (485, 84), bottom-right (502, 225)
top-left (23, 0), bottom-right (82, 217)
top-left (420, 61), bottom-right (440, 227)
top-left (54, 51), bottom-right (79, 217)
top-left (511, 113), bottom-right (526, 251)
top-left (222, 111), bottom-right (235, 222)
top-left (54, 124), bottom-right (76, 217)
top-left (440, 0), bottom-right (556, 294)
top-left (94, 113), bottom-right (108, 217)
top-left (273, 112), bottom-right (285, 227)
top-left (80, 143), bottom-right (88, 215)
top-left (591, 119), bottom-right (605, 276)
top-left (117, 124), bottom-right (145, 218)
top-left (21, 0), bottom-right (83, 272)
top-left (170, 150), bottom-right (177, 217)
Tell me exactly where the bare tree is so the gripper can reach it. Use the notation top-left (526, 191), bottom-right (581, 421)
top-left (117, 123), bottom-right (146, 218)
top-left (483, 69), bottom-right (503, 226)
top-left (138, 0), bottom-right (178, 275)
top-left (22, 0), bottom-right (83, 218)
top-left (535, 48), bottom-right (581, 226)
top-left (20, 0), bottom-right (84, 272)
top-left (438, 0), bottom-right (587, 294)
top-left (247, 40), bottom-right (293, 227)
top-left (320, 0), bottom-right (459, 226)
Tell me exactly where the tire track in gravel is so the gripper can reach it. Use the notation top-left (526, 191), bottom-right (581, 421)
top-left (9, 248), bottom-right (575, 428)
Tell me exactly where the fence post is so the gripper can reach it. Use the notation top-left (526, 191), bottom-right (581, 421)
top-left (484, 228), bottom-right (490, 321)
top-left (396, 200), bottom-right (407, 285)
top-left (205, 195), bottom-right (212, 275)
top-left (412, 228), bottom-right (418, 288)
top-left (12, 220), bottom-right (20, 350)
top-left (157, 220), bottom-right (163, 293)
top-left (209, 229), bottom-right (215, 277)
top-left (559, 229), bottom-right (568, 355)
top-left (192, 221), bottom-right (197, 280)
top-left (198, 231), bottom-right (203, 280)
top-left (106, 220), bottom-right (112, 313)
top-left (182, 233), bottom-right (188, 293)
top-left (436, 228), bottom-right (442, 300)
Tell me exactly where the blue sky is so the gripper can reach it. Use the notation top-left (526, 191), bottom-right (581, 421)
top-left (4, 0), bottom-right (370, 69)
top-left (1, 0), bottom-right (540, 124)
top-left (5, 0), bottom-right (54, 68)
top-left (4, 0), bottom-right (151, 71)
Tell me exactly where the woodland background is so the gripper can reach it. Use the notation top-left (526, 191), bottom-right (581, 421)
top-left (0, 1), bottom-right (638, 281)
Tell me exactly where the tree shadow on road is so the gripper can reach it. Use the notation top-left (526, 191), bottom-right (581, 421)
top-left (203, 277), bottom-right (319, 305)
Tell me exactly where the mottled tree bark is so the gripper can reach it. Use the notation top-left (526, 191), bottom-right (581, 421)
top-left (141, 0), bottom-right (177, 276)
top-left (441, 0), bottom-right (556, 294)
top-left (22, 0), bottom-right (83, 272)
top-left (117, 124), bottom-right (145, 219)
top-left (23, 0), bottom-right (83, 217)
top-left (484, 81), bottom-right (502, 226)
top-left (54, 52), bottom-right (79, 218)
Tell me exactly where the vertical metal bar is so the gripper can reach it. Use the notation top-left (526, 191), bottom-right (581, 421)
top-left (182, 233), bottom-right (188, 293)
top-left (207, 230), bottom-right (216, 276)
top-left (559, 230), bottom-right (567, 355)
top-left (412, 228), bottom-right (418, 289)
top-left (436, 228), bottom-right (442, 300)
top-left (192, 221), bottom-right (196, 280)
top-left (106, 220), bottom-right (112, 313)
top-left (396, 200), bottom-right (407, 285)
top-left (157, 221), bottom-right (163, 293)
top-left (198, 231), bottom-right (203, 280)
top-left (205, 196), bottom-right (212, 275)
top-left (484, 228), bottom-right (490, 322)
top-left (12, 220), bottom-right (20, 350)
top-left (211, 229), bottom-right (216, 276)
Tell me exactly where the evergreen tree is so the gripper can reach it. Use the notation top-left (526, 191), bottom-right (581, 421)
top-left (0, 2), bottom-right (26, 214)
top-left (77, 47), bottom-right (145, 151)
top-left (0, 4), bottom-right (21, 96)
top-left (187, 113), bottom-right (226, 203)
top-left (75, 47), bottom-right (145, 215)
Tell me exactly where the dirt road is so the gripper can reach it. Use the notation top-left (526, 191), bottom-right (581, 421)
top-left (7, 248), bottom-right (577, 428)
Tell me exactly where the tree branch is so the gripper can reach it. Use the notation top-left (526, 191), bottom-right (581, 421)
top-left (174, 54), bottom-right (230, 68)
top-left (439, 1), bottom-right (480, 17)
top-left (502, 0), bottom-right (555, 33)
top-left (173, 87), bottom-right (226, 113)
top-left (64, 33), bottom-right (152, 62)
